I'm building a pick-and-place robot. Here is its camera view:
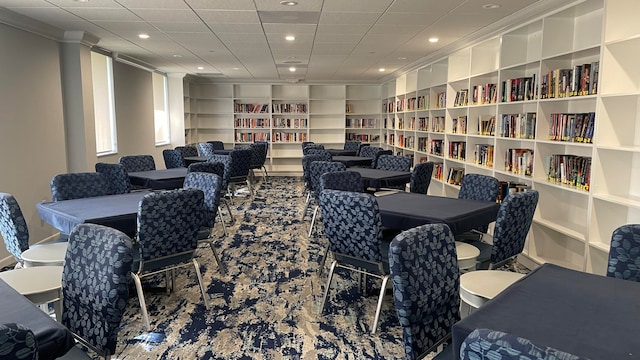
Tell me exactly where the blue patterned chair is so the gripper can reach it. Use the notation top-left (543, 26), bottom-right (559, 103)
top-left (301, 141), bottom-right (315, 150)
top-left (308, 161), bottom-right (347, 237)
top-left (187, 161), bottom-right (233, 227)
top-left (358, 145), bottom-right (382, 160)
top-left (50, 173), bottom-right (112, 201)
top-left (163, 149), bottom-right (185, 169)
top-left (460, 328), bottom-right (587, 360)
top-left (305, 148), bottom-right (332, 159)
top-left (376, 155), bottom-right (412, 190)
top-left (344, 141), bottom-right (360, 152)
top-left (302, 144), bottom-right (325, 155)
top-left (607, 224), bottom-right (640, 282)
top-left (0, 193), bottom-right (68, 267)
top-left (132, 189), bottom-right (209, 331)
top-left (468, 190), bottom-right (539, 270)
top-left (174, 145), bottom-right (198, 158)
top-left (207, 140), bottom-right (225, 151)
top-left (410, 162), bottom-right (434, 194)
top-left (118, 155), bottom-right (155, 173)
top-left (183, 172), bottom-right (228, 272)
top-left (389, 223), bottom-right (460, 360)
top-left (198, 142), bottom-right (217, 158)
top-left (301, 154), bottom-right (331, 220)
top-left (318, 189), bottom-right (395, 334)
top-left (456, 174), bottom-right (500, 241)
top-left (95, 163), bottom-right (132, 194)
top-left (0, 323), bottom-right (38, 360)
top-left (249, 142), bottom-right (269, 183)
top-left (62, 223), bottom-right (133, 359)
top-left (357, 143), bottom-right (370, 156)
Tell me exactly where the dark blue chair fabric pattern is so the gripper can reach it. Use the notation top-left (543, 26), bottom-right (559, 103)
top-left (376, 155), bottom-right (412, 172)
top-left (163, 149), bottom-right (186, 169)
top-left (118, 155), bottom-right (156, 173)
top-left (458, 174), bottom-right (499, 202)
top-left (0, 193), bottom-right (30, 263)
top-left (389, 224), bottom-right (460, 360)
top-left (607, 224), bottom-right (640, 282)
top-left (460, 328), bottom-right (587, 360)
top-left (175, 145), bottom-right (198, 158)
top-left (344, 141), bottom-right (361, 151)
top-left (319, 171), bottom-right (362, 193)
top-left (183, 173), bottom-right (222, 229)
top-left (198, 143), bottom-right (217, 158)
top-left (207, 141), bottom-right (225, 151)
top-left (62, 223), bottom-right (133, 357)
top-left (188, 162), bottom-right (225, 178)
top-left (95, 162), bottom-right (132, 194)
top-left (50, 172), bottom-right (112, 201)
top-left (309, 162), bottom-right (347, 198)
top-left (0, 323), bottom-right (38, 360)
top-left (410, 162), bottom-right (434, 194)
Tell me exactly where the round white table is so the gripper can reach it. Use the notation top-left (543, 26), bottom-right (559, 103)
top-left (455, 241), bottom-right (480, 271)
top-left (0, 266), bottom-right (64, 321)
top-left (460, 270), bottom-right (525, 310)
top-left (21, 242), bottom-right (68, 267)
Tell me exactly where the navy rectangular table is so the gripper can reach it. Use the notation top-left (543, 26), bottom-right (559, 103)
top-left (128, 168), bottom-right (188, 190)
top-left (326, 149), bottom-right (357, 156)
top-left (0, 279), bottom-right (75, 359)
top-left (348, 167), bottom-right (411, 190)
top-left (451, 263), bottom-right (640, 360)
top-left (37, 191), bottom-right (150, 235)
top-left (332, 156), bottom-right (372, 167)
top-left (184, 156), bottom-right (208, 166)
top-left (375, 192), bottom-right (499, 233)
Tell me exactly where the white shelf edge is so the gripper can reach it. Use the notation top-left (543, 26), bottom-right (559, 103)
top-left (532, 179), bottom-right (591, 195)
top-left (532, 217), bottom-right (586, 242)
top-left (592, 193), bottom-right (640, 209)
top-left (588, 242), bottom-right (609, 253)
top-left (596, 145), bottom-right (640, 153)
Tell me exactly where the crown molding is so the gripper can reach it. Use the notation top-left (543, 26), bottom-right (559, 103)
top-left (0, 6), bottom-right (64, 42)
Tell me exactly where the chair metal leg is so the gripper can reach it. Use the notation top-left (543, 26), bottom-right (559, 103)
top-left (320, 260), bottom-right (338, 315)
top-left (217, 211), bottom-right (228, 237)
top-left (300, 193), bottom-right (311, 221)
top-left (308, 206), bottom-right (319, 238)
top-left (246, 178), bottom-right (254, 196)
top-left (192, 259), bottom-right (209, 309)
top-left (131, 273), bottom-right (151, 332)
top-left (318, 245), bottom-right (329, 275)
top-left (371, 275), bottom-right (390, 334)
top-left (220, 199), bottom-right (235, 225)
top-left (261, 166), bottom-right (269, 183)
top-left (207, 240), bottom-right (227, 275)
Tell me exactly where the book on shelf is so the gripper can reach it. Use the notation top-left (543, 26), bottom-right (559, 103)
top-left (500, 113), bottom-right (536, 139)
top-left (418, 117), bottom-right (429, 131)
top-left (346, 133), bottom-right (380, 142)
top-left (235, 132), bottom-right (270, 142)
top-left (448, 141), bottom-right (466, 161)
top-left (234, 118), bottom-right (269, 128)
top-left (436, 92), bottom-right (446, 108)
top-left (474, 144), bottom-right (494, 167)
top-left (431, 117), bottom-right (445, 132)
top-left (447, 167), bottom-right (465, 185)
top-left (454, 89), bottom-right (469, 107)
top-left (546, 154), bottom-right (591, 191)
top-left (478, 114), bottom-right (496, 136)
top-left (418, 137), bottom-right (428, 152)
top-left (403, 136), bottom-right (415, 149)
top-left (417, 95), bottom-right (429, 109)
top-left (433, 162), bottom-right (444, 180)
top-left (472, 83), bottom-right (498, 105)
top-left (345, 103), bottom-right (353, 113)
top-left (272, 103), bottom-right (307, 114)
top-left (345, 118), bottom-right (376, 128)
top-left (501, 75), bottom-right (536, 102)
top-left (234, 103), bottom-right (269, 113)
top-left (497, 181), bottom-right (531, 203)
top-left (430, 139), bottom-right (443, 156)
top-left (505, 148), bottom-right (534, 176)
top-left (272, 132), bottom-right (307, 143)
top-left (452, 115), bottom-right (467, 134)
top-left (548, 112), bottom-right (595, 143)
top-left (540, 61), bottom-right (599, 99)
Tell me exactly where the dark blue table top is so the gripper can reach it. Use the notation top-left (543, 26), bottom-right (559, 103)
top-left (128, 168), bottom-right (187, 190)
top-left (0, 279), bottom-right (75, 359)
top-left (348, 167), bottom-right (411, 189)
top-left (326, 149), bottom-right (357, 156)
top-left (452, 263), bottom-right (640, 360)
top-left (333, 156), bottom-right (372, 167)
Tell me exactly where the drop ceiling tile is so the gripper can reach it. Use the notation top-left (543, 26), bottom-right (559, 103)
top-left (115, 0), bottom-right (190, 9)
top-left (217, 33), bottom-right (267, 43)
top-left (319, 12), bottom-right (382, 25)
top-left (0, 0), bottom-right (54, 7)
top-left (255, 0), bottom-right (323, 12)
top-left (387, 0), bottom-right (466, 13)
top-left (127, 9), bottom-right (201, 22)
top-left (314, 33), bottom-right (362, 44)
top-left (262, 23), bottom-right (317, 35)
top-left (63, 8), bottom-right (140, 21)
top-left (5, 7), bottom-right (80, 23)
top-left (185, 0), bottom-right (256, 11)
top-left (315, 24), bottom-right (370, 36)
top-left (311, 43), bottom-right (356, 55)
top-left (46, 0), bottom-right (121, 8)
top-left (150, 22), bottom-right (210, 33)
top-left (258, 11), bottom-right (320, 25)
top-left (196, 10), bottom-right (260, 24)
top-left (207, 23), bottom-right (264, 34)
top-left (376, 12), bottom-right (441, 26)
top-left (322, 0), bottom-right (393, 13)
top-left (368, 24), bottom-right (426, 37)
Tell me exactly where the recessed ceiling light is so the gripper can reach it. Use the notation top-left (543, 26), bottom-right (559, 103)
top-left (379, 68), bottom-right (386, 72)
top-left (286, 56), bottom-right (297, 59)
top-left (197, 66), bottom-right (204, 70)
top-left (289, 67), bottom-right (296, 72)
top-left (280, 1), bottom-right (298, 5)
top-left (138, 33), bottom-right (149, 39)
top-left (74, 0), bottom-right (90, 2)
top-left (283, 60), bottom-right (302, 64)
top-left (397, 57), bottom-right (407, 60)
top-left (172, 54), bottom-right (182, 58)
top-left (285, 35), bottom-right (295, 41)
top-left (233, 67), bottom-right (240, 70)
top-left (428, 37), bottom-right (439, 43)
top-left (482, 3), bottom-right (501, 9)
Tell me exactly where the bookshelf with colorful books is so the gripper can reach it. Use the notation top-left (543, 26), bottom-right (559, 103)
top-left (345, 85), bottom-right (381, 144)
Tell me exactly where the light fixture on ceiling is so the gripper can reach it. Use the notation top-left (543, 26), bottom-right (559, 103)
top-left (379, 68), bottom-right (386, 72)
top-left (286, 56), bottom-right (297, 59)
top-left (482, 3), bottom-right (501, 9)
top-left (172, 54), bottom-right (182, 58)
top-left (197, 66), bottom-right (204, 70)
top-left (138, 33), bottom-right (149, 39)
top-left (285, 35), bottom-right (295, 41)
top-left (289, 67), bottom-right (296, 72)
top-left (280, 1), bottom-right (298, 6)
top-left (428, 37), bottom-right (439, 43)
top-left (233, 67), bottom-right (240, 70)
top-left (397, 57), bottom-right (407, 60)
top-left (73, 0), bottom-right (90, 2)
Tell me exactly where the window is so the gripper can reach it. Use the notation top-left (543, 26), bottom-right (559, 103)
top-left (152, 72), bottom-right (170, 145)
top-left (91, 51), bottom-right (117, 156)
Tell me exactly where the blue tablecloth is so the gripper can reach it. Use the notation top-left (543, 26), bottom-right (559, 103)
top-left (0, 279), bottom-right (75, 359)
top-left (348, 167), bottom-right (411, 189)
top-left (326, 149), bottom-right (357, 156)
top-left (37, 191), bottom-right (150, 235)
top-left (128, 168), bottom-right (187, 190)
top-left (375, 192), bottom-right (499, 233)
top-left (184, 156), bottom-right (208, 166)
top-left (332, 156), bottom-right (372, 167)
top-left (452, 263), bottom-right (640, 360)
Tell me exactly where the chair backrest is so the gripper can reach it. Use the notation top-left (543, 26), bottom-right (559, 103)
top-left (410, 162), bottom-right (434, 194)
top-left (344, 141), bottom-right (360, 151)
top-left (309, 161), bottom-right (346, 198)
top-left (302, 144), bottom-right (325, 155)
top-left (305, 148), bottom-right (332, 159)
top-left (372, 149), bottom-right (393, 169)
top-left (491, 190), bottom-right (539, 266)
top-left (198, 142), bottom-right (216, 158)
top-left (207, 140), bottom-right (225, 151)
top-left (357, 143), bottom-right (370, 156)
top-left (318, 189), bottom-right (383, 263)
top-left (95, 162), bottom-right (132, 194)
top-left (62, 223), bottom-right (133, 357)
top-left (301, 141), bottom-right (315, 150)
top-left (0, 323), bottom-right (38, 360)
top-left (136, 188), bottom-right (204, 263)
top-left (163, 149), bottom-right (185, 168)
top-left (187, 161), bottom-right (225, 178)
top-left (118, 155), bottom-right (155, 172)
top-left (249, 142), bottom-right (268, 168)
top-left (183, 172), bottom-right (222, 229)
top-left (0, 193), bottom-right (29, 263)
top-left (607, 224), bottom-right (640, 281)
top-left (50, 172), bottom-right (112, 201)
top-left (227, 148), bottom-right (253, 181)
top-left (458, 174), bottom-right (499, 202)
top-left (375, 154), bottom-right (412, 172)
top-left (358, 145), bottom-right (381, 159)
top-left (301, 154), bottom-right (327, 191)
top-left (319, 171), bottom-right (362, 193)
top-left (175, 145), bottom-right (198, 158)
top-left (389, 223), bottom-right (460, 360)
top-left (460, 328), bottom-right (588, 360)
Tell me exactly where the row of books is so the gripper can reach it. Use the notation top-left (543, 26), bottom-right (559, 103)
top-left (500, 113), bottom-right (536, 139)
top-left (272, 132), bottom-right (307, 143)
top-left (234, 103), bottom-right (269, 113)
top-left (472, 83), bottom-right (498, 105)
top-left (505, 148), bottom-right (534, 176)
top-left (345, 118), bottom-right (376, 129)
top-left (453, 89), bottom-right (469, 107)
top-left (433, 162), bottom-right (444, 180)
top-left (346, 133), bottom-right (380, 142)
top-left (478, 115), bottom-right (496, 136)
top-left (474, 144), bottom-right (495, 167)
top-left (385, 133), bottom-right (395, 145)
top-left (272, 103), bottom-right (307, 114)
top-left (235, 132), bottom-right (270, 142)
top-left (397, 135), bottom-right (415, 149)
top-left (497, 181), bottom-right (531, 203)
top-left (547, 154), bottom-right (591, 191)
top-left (417, 95), bottom-right (428, 110)
top-left (540, 62), bottom-right (599, 99)
top-left (548, 112), bottom-right (595, 143)
top-left (501, 76), bottom-right (537, 102)
top-left (435, 92), bottom-right (446, 109)
top-left (449, 141), bottom-right (466, 160)
top-left (272, 118), bottom-right (307, 129)
top-left (452, 116), bottom-right (467, 134)
top-left (429, 139), bottom-right (443, 156)
top-left (234, 118), bottom-right (269, 129)
top-left (447, 168), bottom-right (465, 185)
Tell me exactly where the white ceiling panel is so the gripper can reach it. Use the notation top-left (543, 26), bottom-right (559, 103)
top-left (262, 23), bottom-right (317, 35)
top-left (127, 9), bottom-right (201, 22)
top-left (319, 12), bottom-right (382, 25)
top-left (387, 0), bottom-right (466, 14)
top-left (376, 12), bottom-right (442, 26)
top-left (184, 0), bottom-right (256, 11)
top-left (46, 0), bottom-right (120, 8)
top-left (196, 10), bottom-right (260, 24)
top-left (0, 0), bottom-right (53, 7)
top-left (255, 0), bottom-right (323, 12)
top-left (5, 7), bottom-right (81, 23)
top-left (313, 33), bottom-right (362, 44)
top-left (311, 43), bottom-right (356, 56)
top-left (63, 8), bottom-right (139, 21)
top-left (149, 22), bottom-right (210, 33)
top-left (315, 24), bottom-right (370, 36)
top-left (322, 0), bottom-right (393, 13)
top-left (206, 23), bottom-right (264, 34)
top-left (216, 33), bottom-right (267, 43)
top-left (115, 0), bottom-right (190, 10)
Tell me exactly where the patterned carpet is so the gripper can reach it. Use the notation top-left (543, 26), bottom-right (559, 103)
top-left (112, 176), bottom-right (408, 359)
